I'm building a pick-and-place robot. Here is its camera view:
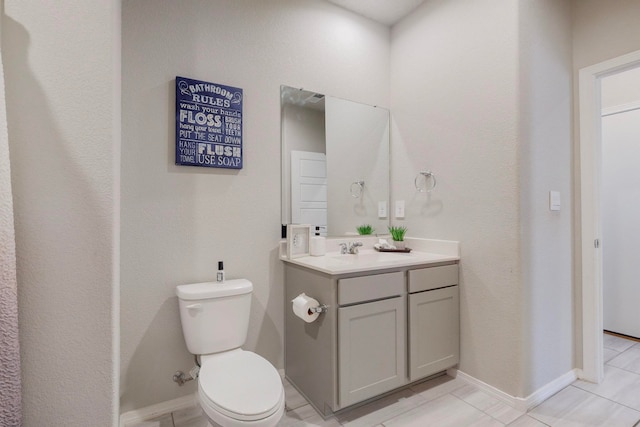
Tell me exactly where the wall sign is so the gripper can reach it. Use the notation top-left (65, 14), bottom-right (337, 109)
top-left (175, 76), bottom-right (243, 169)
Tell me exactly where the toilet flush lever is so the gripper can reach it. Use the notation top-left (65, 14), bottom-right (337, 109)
top-left (186, 303), bottom-right (202, 311)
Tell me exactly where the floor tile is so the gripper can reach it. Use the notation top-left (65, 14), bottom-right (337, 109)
top-left (604, 347), bottom-right (621, 363)
top-left (574, 365), bottom-right (640, 410)
top-left (278, 404), bottom-right (324, 426)
top-left (172, 405), bottom-right (205, 426)
top-left (284, 379), bottom-right (310, 411)
top-left (409, 374), bottom-right (466, 403)
top-left (608, 344), bottom-right (640, 375)
top-left (138, 414), bottom-right (175, 427)
top-left (177, 417), bottom-right (209, 427)
top-left (282, 413), bottom-right (341, 427)
top-left (484, 400), bottom-right (525, 425)
top-left (506, 415), bottom-right (548, 426)
top-left (381, 394), bottom-right (503, 427)
top-left (604, 334), bottom-right (636, 353)
top-left (131, 418), bottom-right (173, 427)
top-left (336, 388), bottom-right (426, 427)
top-left (528, 385), bottom-right (640, 426)
top-left (452, 384), bottom-right (501, 412)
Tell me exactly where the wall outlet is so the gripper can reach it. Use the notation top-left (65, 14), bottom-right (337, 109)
top-left (395, 200), bottom-right (405, 219)
top-left (378, 201), bottom-right (387, 218)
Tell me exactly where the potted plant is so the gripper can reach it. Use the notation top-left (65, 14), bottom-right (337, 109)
top-left (388, 226), bottom-right (407, 249)
top-left (356, 224), bottom-right (374, 235)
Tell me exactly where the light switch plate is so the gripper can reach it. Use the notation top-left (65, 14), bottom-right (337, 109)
top-left (395, 200), bottom-right (405, 219)
top-left (378, 201), bottom-right (387, 218)
top-left (549, 191), bottom-right (561, 211)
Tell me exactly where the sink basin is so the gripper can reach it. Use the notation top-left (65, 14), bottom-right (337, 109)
top-left (328, 251), bottom-right (409, 264)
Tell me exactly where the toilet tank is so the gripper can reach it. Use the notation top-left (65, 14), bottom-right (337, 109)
top-left (176, 279), bottom-right (253, 355)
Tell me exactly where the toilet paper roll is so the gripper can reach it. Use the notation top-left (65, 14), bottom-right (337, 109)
top-left (310, 236), bottom-right (326, 256)
top-left (291, 293), bottom-right (320, 323)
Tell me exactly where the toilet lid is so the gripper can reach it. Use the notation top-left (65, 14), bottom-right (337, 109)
top-left (199, 351), bottom-right (283, 421)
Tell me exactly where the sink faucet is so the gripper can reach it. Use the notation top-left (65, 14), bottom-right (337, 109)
top-left (348, 241), bottom-right (363, 254)
top-left (339, 242), bottom-right (363, 254)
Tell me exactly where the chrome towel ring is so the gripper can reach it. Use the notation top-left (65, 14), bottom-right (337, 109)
top-left (415, 171), bottom-right (436, 193)
top-left (350, 180), bottom-right (364, 198)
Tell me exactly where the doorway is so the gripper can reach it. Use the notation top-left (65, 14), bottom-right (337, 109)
top-left (601, 68), bottom-right (640, 339)
top-left (579, 49), bottom-right (640, 384)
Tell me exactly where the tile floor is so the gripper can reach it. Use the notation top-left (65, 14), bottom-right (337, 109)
top-left (138, 333), bottom-right (640, 427)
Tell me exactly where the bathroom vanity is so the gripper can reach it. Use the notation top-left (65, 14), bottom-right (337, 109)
top-left (282, 239), bottom-right (460, 417)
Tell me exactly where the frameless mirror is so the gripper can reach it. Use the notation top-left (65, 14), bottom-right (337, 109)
top-left (281, 85), bottom-right (390, 237)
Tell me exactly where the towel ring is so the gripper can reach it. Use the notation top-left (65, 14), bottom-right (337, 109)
top-left (415, 171), bottom-right (436, 193)
top-left (350, 180), bottom-right (364, 198)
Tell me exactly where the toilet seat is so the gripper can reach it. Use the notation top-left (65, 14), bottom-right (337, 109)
top-left (198, 350), bottom-right (284, 422)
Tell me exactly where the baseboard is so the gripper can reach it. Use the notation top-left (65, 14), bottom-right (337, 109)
top-left (119, 393), bottom-right (197, 427)
top-left (450, 368), bottom-right (578, 412)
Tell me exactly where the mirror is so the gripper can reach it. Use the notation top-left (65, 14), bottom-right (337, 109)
top-left (281, 85), bottom-right (390, 237)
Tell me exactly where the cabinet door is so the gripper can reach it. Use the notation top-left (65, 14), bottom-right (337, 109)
top-left (338, 296), bottom-right (406, 407)
top-left (409, 286), bottom-right (459, 381)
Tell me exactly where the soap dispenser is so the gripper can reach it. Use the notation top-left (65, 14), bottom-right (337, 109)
top-left (216, 261), bottom-right (225, 282)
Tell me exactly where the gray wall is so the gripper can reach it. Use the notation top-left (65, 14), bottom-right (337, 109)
top-left (390, 0), bottom-right (573, 398)
top-left (3, 1), bottom-right (120, 425)
top-left (120, 0), bottom-right (390, 412)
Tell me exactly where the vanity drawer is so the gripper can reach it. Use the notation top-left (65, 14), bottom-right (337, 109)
top-left (338, 272), bottom-right (404, 305)
top-left (408, 264), bottom-right (458, 293)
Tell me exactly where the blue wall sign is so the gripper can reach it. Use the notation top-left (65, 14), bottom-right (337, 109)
top-left (175, 76), bottom-right (243, 169)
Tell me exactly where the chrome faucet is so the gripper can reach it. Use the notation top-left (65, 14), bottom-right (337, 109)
top-left (348, 241), bottom-right (363, 254)
top-left (339, 242), bottom-right (363, 254)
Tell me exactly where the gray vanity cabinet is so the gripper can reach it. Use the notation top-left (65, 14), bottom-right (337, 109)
top-left (284, 261), bottom-right (459, 417)
top-left (337, 272), bottom-right (406, 407)
top-left (408, 265), bottom-right (460, 381)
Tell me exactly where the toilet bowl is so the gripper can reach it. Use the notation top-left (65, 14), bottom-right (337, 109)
top-left (176, 279), bottom-right (285, 427)
top-left (198, 350), bottom-right (284, 427)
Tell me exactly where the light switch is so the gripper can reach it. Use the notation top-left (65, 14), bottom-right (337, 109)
top-left (395, 200), bottom-right (405, 219)
top-left (378, 201), bottom-right (387, 218)
top-left (549, 191), bottom-right (561, 211)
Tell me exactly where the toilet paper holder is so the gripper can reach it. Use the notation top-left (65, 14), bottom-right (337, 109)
top-left (308, 304), bottom-right (329, 314)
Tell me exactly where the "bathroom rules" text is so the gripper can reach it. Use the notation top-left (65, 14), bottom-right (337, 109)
top-left (175, 76), bottom-right (243, 169)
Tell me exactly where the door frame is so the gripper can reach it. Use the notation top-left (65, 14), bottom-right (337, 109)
top-left (578, 49), bottom-right (640, 383)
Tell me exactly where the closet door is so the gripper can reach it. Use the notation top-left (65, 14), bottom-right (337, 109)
top-left (602, 108), bottom-right (640, 338)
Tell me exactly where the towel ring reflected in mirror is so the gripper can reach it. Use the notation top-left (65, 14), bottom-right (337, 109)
top-left (350, 180), bottom-right (365, 198)
top-left (415, 171), bottom-right (437, 193)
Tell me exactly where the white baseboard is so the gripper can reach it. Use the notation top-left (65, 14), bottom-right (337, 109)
top-left (119, 393), bottom-right (197, 427)
top-left (449, 368), bottom-right (578, 412)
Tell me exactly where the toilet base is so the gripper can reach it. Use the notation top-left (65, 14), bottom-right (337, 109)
top-left (198, 392), bottom-right (285, 427)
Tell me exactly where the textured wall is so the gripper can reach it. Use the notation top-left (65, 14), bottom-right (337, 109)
top-left (390, 0), bottom-right (574, 398)
top-left (0, 12), bottom-right (22, 426)
top-left (120, 0), bottom-right (390, 412)
top-left (2, 1), bottom-right (120, 425)
top-left (390, 0), bottom-right (523, 397)
top-left (518, 0), bottom-right (573, 396)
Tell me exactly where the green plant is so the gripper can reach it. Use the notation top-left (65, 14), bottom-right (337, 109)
top-left (388, 226), bottom-right (407, 242)
top-left (356, 224), bottom-right (374, 235)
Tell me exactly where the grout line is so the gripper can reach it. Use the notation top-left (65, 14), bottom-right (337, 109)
top-left (569, 383), bottom-right (640, 416)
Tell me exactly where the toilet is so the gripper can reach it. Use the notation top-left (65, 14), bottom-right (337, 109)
top-left (176, 279), bottom-right (285, 427)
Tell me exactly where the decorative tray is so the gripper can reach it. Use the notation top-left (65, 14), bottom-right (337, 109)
top-left (374, 247), bottom-right (412, 253)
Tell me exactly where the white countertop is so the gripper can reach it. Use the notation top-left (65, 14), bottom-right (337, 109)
top-left (280, 237), bottom-right (460, 275)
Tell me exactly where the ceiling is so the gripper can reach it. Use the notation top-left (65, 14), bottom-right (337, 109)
top-left (326, 0), bottom-right (428, 26)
